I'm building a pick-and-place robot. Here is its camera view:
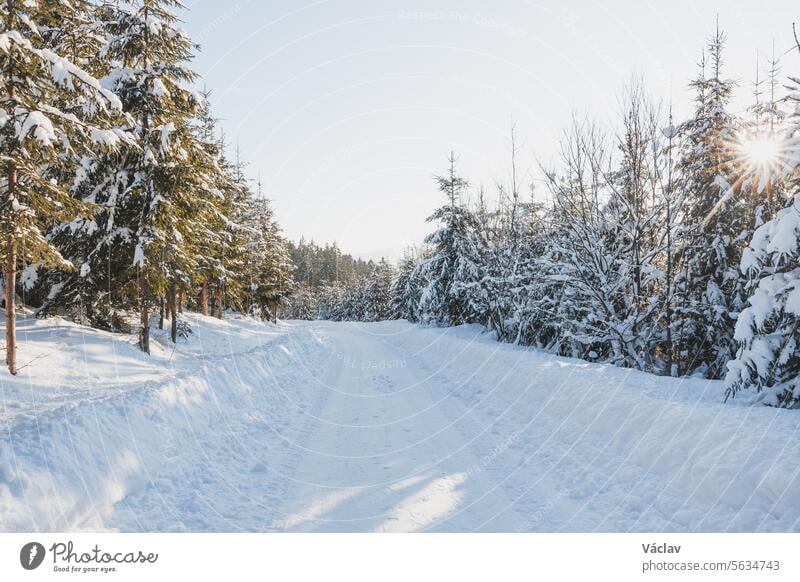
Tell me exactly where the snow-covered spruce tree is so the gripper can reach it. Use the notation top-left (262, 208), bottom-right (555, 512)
top-left (0, 0), bottom-right (123, 373)
top-left (480, 195), bottom-right (544, 344)
top-left (212, 143), bottom-right (257, 320)
top-left (390, 249), bottom-right (424, 321)
top-left (315, 282), bottom-right (345, 321)
top-left (674, 26), bottom-right (748, 378)
top-left (468, 128), bottom-right (547, 344)
top-left (342, 278), bottom-right (369, 321)
top-left (99, 0), bottom-right (205, 352)
top-left (416, 153), bottom-right (485, 326)
top-left (290, 237), bottom-right (317, 287)
top-left (239, 191), bottom-right (293, 321)
top-left (724, 71), bottom-right (800, 407)
top-left (500, 192), bottom-right (559, 347)
top-left (182, 92), bottom-right (247, 321)
top-left (161, 109), bottom-right (238, 341)
top-left (725, 197), bottom-right (800, 407)
top-left (25, 0), bottom-right (131, 326)
top-left (363, 258), bottom-right (395, 322)
top-left (260, 224), bottom-right (294, 322)
top-left (187, 130), bottom-right (293, 325)
top-left (36, 0), bottom-right (108, 76)
top-left (317, 243), bottom-right (343, 285)
top-left (283, 284), bottom-right (315, 320)
top-left (508, 210), bottom-right (566, 350)
top-left (334, 282), bottom-right (358, 321)
top-left (40, 7), bottom-right (220, 343)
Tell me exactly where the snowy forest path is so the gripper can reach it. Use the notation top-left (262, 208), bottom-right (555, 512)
top-left (97, 320), bottom-right (800, 532)
top-left (270, 321), bottom-right (524, 532)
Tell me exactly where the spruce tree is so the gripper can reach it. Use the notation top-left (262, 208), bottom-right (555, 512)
top-left (239, 191), bottom-right (293, 320)
top-left (390, 249), bottom-right (423, 322)
top-left (1, 0), bottom-right (123, 373)
top-left (674, 25), bottom-right (746, 377)
top-left (100, 0), bottom-right (203, 352)
top-left (363, 259), bottom-right (395, 321)
top-left (724, 69), bottom-right (800, 407)
top-left (416, 153), bottom-right (483, 326)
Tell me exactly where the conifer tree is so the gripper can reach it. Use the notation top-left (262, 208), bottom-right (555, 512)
top-left (1, 0), bottom-right (123, 373)
top-left (390, 249), bottom-right (423, 322)
top-left (100, 0), bottom-right (203, 352)
top-left (363, 259), bottom-right (395, 322)
top-left (416, 153), bottom-right (483, 326)
top-left (724, 61), bottom-right (800, 408)
top-left (674, 25), bottom-right (746, 377)
top-left (239, 191), bottom-right (293, 320)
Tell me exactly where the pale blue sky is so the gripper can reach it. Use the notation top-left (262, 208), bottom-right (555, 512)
top-left (182, 0), bottom-right (798, 259)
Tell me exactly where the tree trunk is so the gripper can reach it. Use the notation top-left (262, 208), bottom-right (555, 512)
top-left (665, 218), bottom-right (674, 377)
top-left (5, 236), bottom-right (16, 375)
top-left (159, 295), bottom-right (165, 329)
top-left (169, 281), bottom-right (177, 343)
top-left (5, 35), bottom-right (17, 376)
top-left (177, 289), bottom-right (183, 314)
top-left (199, 281), bottom-right (208, 316)
top-left (84, 296), bottom-right (94, 326)
top-left (216, 285), bottom-right (223, 320)
top-left (138, 271), bottom-right (150, 354)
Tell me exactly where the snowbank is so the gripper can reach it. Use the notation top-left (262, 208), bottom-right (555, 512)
top-left (377, 322), bottom-right (800, 531)
top-left (0, 314), bottom-right (305, 531)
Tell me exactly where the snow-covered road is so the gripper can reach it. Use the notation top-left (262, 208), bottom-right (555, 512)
top-left (2, 317), bottom-right (799, 532)
top-left (270, 322), bottom-right (519, 532)
top-left (107, 320), bottom-right (524, 532)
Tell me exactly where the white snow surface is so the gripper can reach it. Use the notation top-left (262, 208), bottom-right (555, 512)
top-left (1, 315), bottom-right (798, 532)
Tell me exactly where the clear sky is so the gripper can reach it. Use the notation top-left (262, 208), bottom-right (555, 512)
top-left (181, 0), bottom-right (799, 260)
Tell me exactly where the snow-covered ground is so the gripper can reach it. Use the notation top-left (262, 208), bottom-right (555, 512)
top-left (1, 315), bottom-right (798, 532)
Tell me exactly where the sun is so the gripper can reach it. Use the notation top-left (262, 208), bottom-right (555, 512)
top-left (732, 130), bottom-right (787, 192)
top-left (738, 135), bottom-right (781, 167)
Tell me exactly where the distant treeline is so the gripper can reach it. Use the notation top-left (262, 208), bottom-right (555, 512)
top-left (286, 239), bottom-right (377, 287)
